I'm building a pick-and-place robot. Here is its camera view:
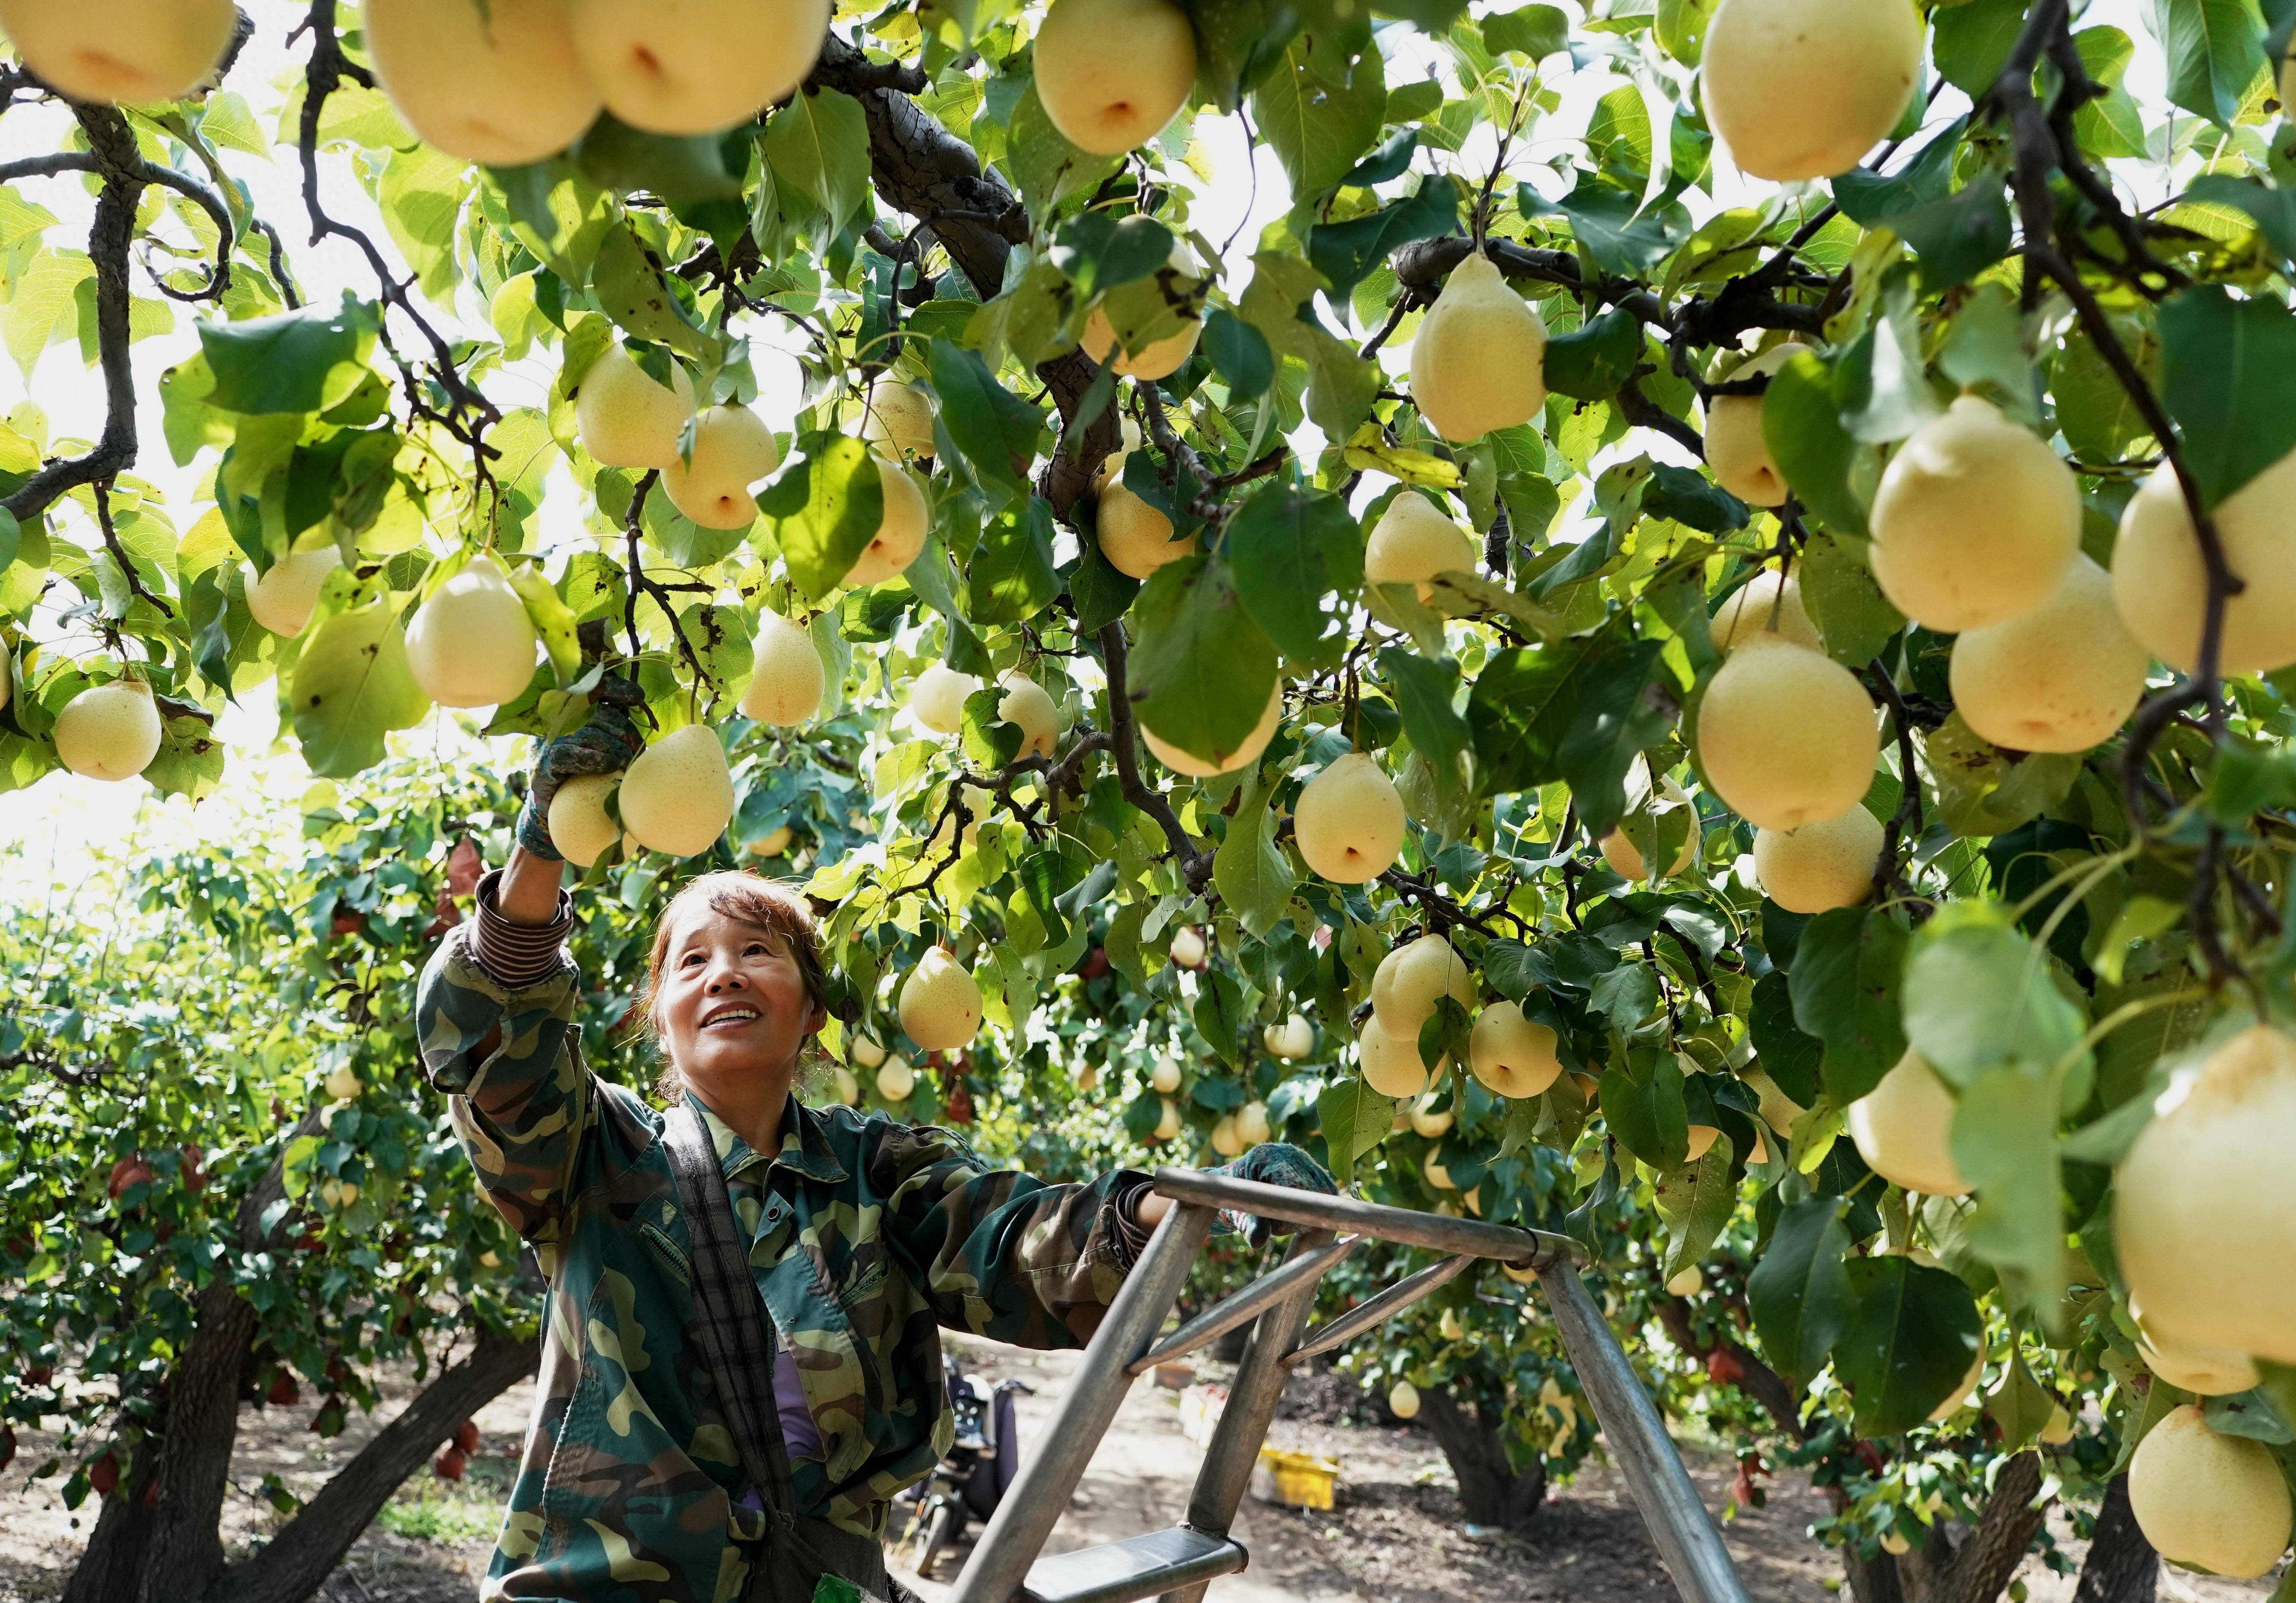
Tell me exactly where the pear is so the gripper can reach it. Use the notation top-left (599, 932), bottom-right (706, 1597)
top-left (404, 553), bottom-right (539, 709)
top-left (1423, 1148), bottom-right (1457, 1189)
top-left (1032, 0), bottom-right (1197, 157)
top-left (1372, 933), bottom-right (1475, 1038)
top-left (1365, 492), bottom-right (1481, 603)
top-left (1685, 1125), bottom-right (1722, 1162)
top-left (1665, 1266), bottom-right (1704, 1298)
top-left (900, 946), bottom-right (982, 1050)
top-left (830, 1065), bottom-right (861, 1105)
top-left (617, 724), bottom-right (735, 858)
top-left (1166, 927), bottom-right (1206, 969)
top-left (1295, 751), bottom-right (1408, 884)
top-left (1235, 1100), bottom-right (1271, 1146)
top-left (1741, 1064), bottom-right (1806, 1138)
top-left (849, 1033), bottom-right (888, 1069)
top-left (1141, 683), bottom-right (1280, 777)
top-left (737, 609), bottom-right (824, 727)
top-left (1210, 1114), bottom-right (1244, 1158)
top-left (1098, 478), bottom-right (1196, 579)
top-left (841, 457), bottom-right (931, 587)
top-left (997, 672), bottom-right (1062, 759)
top-left (1094, 418), bottom-right (1145, 490)
top-left (1951, 555), bottom-right (2148, 754)
top-left (2135, 1307), bottom-right (2259, 1398)
top-left (863, 380), bottom-right (936, 462)
top-left (1150, 1057), bottom-right (1183, 1094)
top-left (577, 344), bottom-right (696, 471)
top-left (663, 404), bottom-right (781, 530)
top-left (1599, 774), bottom-right (1700, 881)
top-left (1408, 253), bottom-right (1548, 443)
top-left (1702, 0), bottom-right (1922, 181)
top-left (1359, 1013), bottom-right (1443, 1099)
top-left (909, 663), bottom-right (982, 736)
top-left (1153, 1097), bottom-right (1182, 1141)
top-left (1753, 806), bottom-right (1883, 914)
top-left (1409, 1094), bottom-right (1454, 1139)
top-left (1263, 1015), bottom-right (1315, 1061)
top-left (0, 648), bottom-right (11, 713)
top-left (1076, 1061), bottom-right (1101, 1093)
top-left (1868, 396), bottom-right (2081, 633)
top-left (2117, 1024), bottom-right (2296, 1364)
top-left (547, 772), bottom-right (623, 869)
top-left (2127, 1405), bottom-right (2292, 1579)
top-left (567, 0), bottom-right (830, 135)
top-left (876, 1056), bottom-right (916, 1103)
top-left (1712, 568), bottom-right (1822, 654)
top-left (1388, 1381), bottom-right (1421, 1419)
top-left (1469, 1002), bottom-right (1563, 1099)
top-left (1083, 308), bottom-right (1201, 381)
top-left (747, 825), bottom-right (794, 858)
top-left (246, 546), bottom-right (341, 638)
top-left (1695, 639), bottom-right (1877, 830)
top-left (0, 0), bottom-right (235, 103)
top-left (1705, 344), bottom-right (1812, 507)
top-left (365, 0), bottom-right (603, 165)
top-left (2112, 444), bottom-right (2296, 675)
top-left (1845, 1049), bottom-right (1970, 1197)
top-left (54, 678), bottom-right (162, 781)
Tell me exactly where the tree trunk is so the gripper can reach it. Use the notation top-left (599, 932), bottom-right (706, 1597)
top-left (2072, 1476), bottom-right (2156, 1603)
top-left (1876, 1450), bottom-right (2053, 1603)
top-left (1413, 1385), bottom-right (1548, 1529)
top-left (58, 1437), bottom-right (158, 1603)
top-left (133, 1277), bottom-right (257, 1603)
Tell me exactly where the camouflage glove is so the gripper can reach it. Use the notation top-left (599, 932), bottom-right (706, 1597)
top-left (515, 677), bottom-right (648, 861)
top-left (1204, 1143), bottom-right (1338, 1247)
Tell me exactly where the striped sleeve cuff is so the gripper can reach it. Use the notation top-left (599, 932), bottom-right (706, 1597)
top-left (1109, 1175), bottom-right (1157, 1269)
top-left (467, 868), bottom-right (575, 990)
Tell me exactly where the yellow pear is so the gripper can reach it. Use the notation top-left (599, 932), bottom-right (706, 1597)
top-left (0, 0), bottom-right (235, 103)
top-left (2135, 1308), bottom-right (2259, 1399)
top-left (1868, 396), bottom-right (2081, 633)
top-left (1359, 1013), bottom-right (1444, 1099)
top-left (1295, 751), bottom-right (1408, 884)
top-left (547, 772), bottom-right (623, 869)
top-left (1599, 773), bottom-right (1700, 881)
top-left (738, 609), bottom-right (823, 727)
top-left (1098, 478), bottom-right (1196, 579)
top-left (1032, 0), bottom-right (1197, 156)
top-left (1705, 344), bottom-right (1812, 507)
top-left (246, 547), bottom-right (340, 638)
top-left (1951, 555), bottom-right (2148, 753)
top-left (2127, 1405), bottom-right (2292, 1579)
top-left (1666, 1265), bottom-right (1704, 1297)
top-left (663, 404), bottom-right (781, 530)
top-left (1702, 0), bottom-right (1922, 180)
top-left (1753, 806), bottom-right (1883, 914)
top-left (900, 946), bottom-right (982, 1050)
top-left (1083, 259), bottom-right (1203, 380)
top-left (1263, 1015), bottom-right (1315, 1061)
top-left (841, 457), bottom-right (930, 587)
top-left (1094, 419), bottom-right (1145, 490)
top-left (849, 1033), bottom-right (888, 1069)
top-left (1712, 568), bottom-right (1822, 654)
top-left (2117, 1025), bottom-right (2296, 1364)
top-left (1469, 1002), bottom-right (1562, 1098)
top-left (909, 662), bottom-right (981, 736)
top-left (1409, 1094), bottom-right (1454, 1139)
top-left (1423, 1148), bottom-right (1457, 1190)
top-left (1408, 253), bottom-right (1549, 443)
top-left (566, 0), bottom-right (829, 135)
top-left (1846, 1049), bottom-right (1970, 1197)
top-left (747, 825), bottom-right (794, 858)
top-left (1167, 926), bottom-right (1206, 968)
top-left (1387, 1380), bottom-right (1420, 1418)
top-left (1684, 1125), bottom-right (1722, 1162)
top-left (1365, 492), bottom-right (1480, 603)
top-left (1142, 683), bottom-right (1280, 777)
top-left (1741, 1064), bottom-right (1806, 1137)
top-left (54, 678), bottom-right (161, 781)
top-left (997, 672), bottom-right (1062, 759)
top-left (1696, 639), bottom-right (1877, 830)
top-left (1372, 933), bottom-right (1475, 1038)
top-left (1075, 1061), bottom-right (1100, 1093)
top-left (577, 344), bottom-right (696, 470)
top-left (1235, 1100), bottom-right (1271, 1146)
top-left (1150, 1057), bottom-right (1183, 1094)
top-left (1210, 1113), bottom-right (1244, 1158)
top-left (617, 724), bottom-right (735, 858)
top-left (830, 1065), bottom-right (860, 1105)
top-left (876, 1056), bottom-right (915, 1102)
top-left (863, 380), bottom-right (936, 462)
top-left (365, 0), bottom-right (603, 165)
top-left (404, 553), bottom-right (539, 708)
top-left (2112, 445), bottom-right (2296, 675)
top-left (1153, 1097), bottom-right (1182, 1141)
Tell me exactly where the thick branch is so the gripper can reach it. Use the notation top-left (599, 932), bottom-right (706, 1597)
top-left (1096, 622), bottom-right (1213, 890)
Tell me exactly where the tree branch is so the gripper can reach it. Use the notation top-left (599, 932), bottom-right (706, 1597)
top-left (1095, 622), bottom-right (1213, 890)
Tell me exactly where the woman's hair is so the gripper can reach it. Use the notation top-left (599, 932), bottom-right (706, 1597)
top-left (633, 870), bottom-right (828, 1103)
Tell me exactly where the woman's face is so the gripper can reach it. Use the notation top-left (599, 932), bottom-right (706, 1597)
top-left (654, 905), bottom-right (825, 1091)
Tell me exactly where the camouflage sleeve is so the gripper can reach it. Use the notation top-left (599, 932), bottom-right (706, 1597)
top-left (868, 1120), bottom-right (1151, 1348)
top-left (414, 921), bottom-right (591, 1252)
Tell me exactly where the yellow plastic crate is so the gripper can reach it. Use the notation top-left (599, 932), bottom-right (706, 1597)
top-left (1251, 1447), bottom-right (1338, 1511)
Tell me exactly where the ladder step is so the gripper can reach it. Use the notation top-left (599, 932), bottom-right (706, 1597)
top-left (1018, 1526), bottom-right (1247, 1603)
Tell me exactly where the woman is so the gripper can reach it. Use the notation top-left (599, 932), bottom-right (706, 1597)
top-left (415, 686), bottom-right (1335, 1603)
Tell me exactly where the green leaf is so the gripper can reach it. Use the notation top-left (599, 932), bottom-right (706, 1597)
top-left (1553, 635), bottom-right (1670, 839)
top-left (1762, 351), bottom-right (1868, 536)
top-left (1129, 556), bottom-right (1282, 762)
top-left (754, 435), bottom-right (885, 603)
top-left (571, 114), bottom-right (745, 202)
top-left (928, 336), bottom-right (1044, 508)
top-left (1250, 37), bottom-right (1387, 201)
top-left (1051, 212), bottom-right (1174, 301)
top-left (1194, 967), bottom-right (1247, 1066)
top-left (967, 497), bottom-right (1060, 625)
top-left (289, 598), bottom-right (429, 777)
top-left (1748, 969), bottom-right (1823, 1107)
top-left (1482, 3), bottom-right (1569, 57)
top-left (1522, 177), bottom-right (1685, 276)
top-left (1924, 713), bottom-right (2086, 837)
top-left (1642, 462), bottom-right (1748, 533)
top-left (2150, 0), bottom-right (2272, 128)
top-left (1933, 0), bottom-right (2030, 94)
top-left (1599, 1046), bottom-right (1689, 1166)
top-left (1797, 531), bottom-right (1903, 664)
top-left (505, 561), bottom-right (583, 686)
top-left (1466, 640), bottom-right (1582, 794)
top-left (198, 293), bottom-right (380, 415)
top-left (1540, 307), bottom-right (1645, 402)
top-left (1788, 907), bottom-right (1910, 1104)
top-left (1225, 483), bottom-right (1362, 662)
top-left (2071, 27), bottom-right (2152, 158)
top-left (1834, 1257), bottom-right (1985, 1437)
top-left (1237, 251), bottom-right (1381, 439)
top-left (1885, 174), bottom-right (2014, 293)
top-left (1305, 181), bottom-right (1459, 301)
top-left (1378, 648), bottom-right (1472, 818)
top-left (1319, 1079), bottom-right (1397, 1175)
top-left (1201, 308), bottom-right (1274, 400)
top-left (2183, 174), bottom-right (2296, 264)
top-left (2158, 284), bottom-right (2296, 509)
top-left (1952, 1060), bottom-right (2069, 1322)
top-left (1654, 1143), bottom-right (1736, 1277)
top-left (762, 88), bottom-right (873, 238)
top-left (1747, 1196), bottom-right (1857, 1384)
top-left (592, 223), bottom-right (712, 359)
top-left (1901, 904), bottom-right (2086, 1086)
top-left (1214, 768), bottom-right (1296, 936)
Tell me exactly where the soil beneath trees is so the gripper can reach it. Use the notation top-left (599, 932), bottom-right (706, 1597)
top-left (0, 1339), bottom-right (2278, 1603)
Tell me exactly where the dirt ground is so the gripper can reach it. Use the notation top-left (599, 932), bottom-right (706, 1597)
top-left (0, 1337), bottom-right (2281, 1603)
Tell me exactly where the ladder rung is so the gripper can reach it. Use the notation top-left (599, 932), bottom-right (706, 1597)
top-left (1019, 1526), bottom-right (1247, 1603)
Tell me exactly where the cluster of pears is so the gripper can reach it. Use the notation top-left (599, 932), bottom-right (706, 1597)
top-left (904, 662), bottom-right (1065, 759)
top-left (1354, 932), bottom-right (1564, 1106)
top-left (361, 0), bottom-right (830, 167)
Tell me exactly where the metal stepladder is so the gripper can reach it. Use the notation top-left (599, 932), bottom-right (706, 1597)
top-left (942, 1167), bottom-right (1752, 1603)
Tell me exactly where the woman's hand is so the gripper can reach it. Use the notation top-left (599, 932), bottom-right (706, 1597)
top-left (1133, 1144), bottom-right (1339, 1246)
top-left (514, 677), bottom-right (648, 862)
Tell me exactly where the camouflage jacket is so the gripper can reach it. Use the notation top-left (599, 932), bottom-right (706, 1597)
top-left (415, 923), bottom-right (1147, 1603)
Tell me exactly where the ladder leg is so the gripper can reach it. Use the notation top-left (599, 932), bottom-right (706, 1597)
top-left (1156, 1228), bottom-right (1337, 1603)
top-left (1537, 1263), bottom-right (1752, 1603)
top-left (945, 1201), bottom-right (1218, 1603)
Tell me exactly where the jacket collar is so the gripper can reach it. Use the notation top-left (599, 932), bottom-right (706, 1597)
top-left (684, 1090), bottom-right (849, 1186)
